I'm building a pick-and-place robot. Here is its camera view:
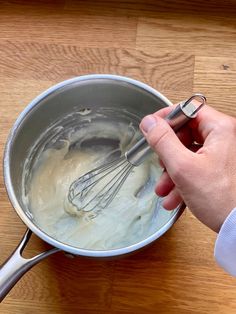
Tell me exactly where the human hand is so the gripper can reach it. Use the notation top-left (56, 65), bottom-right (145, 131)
top-left (140, 105), bottom-right (236, 232)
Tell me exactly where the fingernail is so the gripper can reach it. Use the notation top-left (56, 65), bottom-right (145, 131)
top-left (141, 115), bottom-right (157, 133)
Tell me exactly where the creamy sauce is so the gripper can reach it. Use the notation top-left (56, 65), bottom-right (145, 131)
top-left (24, 117), bottom-right (174, 250)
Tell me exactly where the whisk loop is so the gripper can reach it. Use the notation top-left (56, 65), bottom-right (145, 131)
top-left (67, 94), bottom-right (206, 214)
top-left (68, 156), bottom-right (134, 212)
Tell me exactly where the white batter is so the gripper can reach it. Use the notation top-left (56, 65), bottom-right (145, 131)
top-left (25, 120), bottom-right (173, 250)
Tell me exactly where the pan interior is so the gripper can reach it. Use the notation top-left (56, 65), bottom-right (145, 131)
top-left (5, 77), bottom-right (178, 253)
top-left (22, 106), bottom-right (176, 250)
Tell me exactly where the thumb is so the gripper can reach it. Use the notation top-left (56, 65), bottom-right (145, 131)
top-left (140, 115), bottom-right (192, 177)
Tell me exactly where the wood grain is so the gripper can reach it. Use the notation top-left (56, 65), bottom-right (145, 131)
top-left (0, 42), bottom-right (195, 90)
top-left (65, 0), bottom-right (236, 18)
top-left (1, 0), bottom-right (236, 313)
top-left (136, 15), bottom-right (236, 57)
top-left (0, 6), bottom-right (137, 48)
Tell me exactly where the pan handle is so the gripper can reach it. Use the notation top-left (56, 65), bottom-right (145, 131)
top-left (0, 229), bottom-right (60, 302)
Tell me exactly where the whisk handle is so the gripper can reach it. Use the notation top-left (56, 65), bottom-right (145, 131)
top-left (125, 94), bottom-right (206, 166)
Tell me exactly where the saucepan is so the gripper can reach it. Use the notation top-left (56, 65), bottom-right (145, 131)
top-left (0, 74), bottom-right (184, 301)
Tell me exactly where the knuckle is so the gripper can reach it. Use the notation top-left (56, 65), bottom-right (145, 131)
top-left (170, 155), bottom-right (194, 182)
top-left (216, 116), bottom-right (236, 134)
top-left (170, 160), bottom-right (186, 181)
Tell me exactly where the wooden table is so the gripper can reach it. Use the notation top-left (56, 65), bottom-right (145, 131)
top-left (1, 1), bottom-right (236, 313)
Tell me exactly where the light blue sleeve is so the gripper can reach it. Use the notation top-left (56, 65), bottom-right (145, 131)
top-left (215, 207), bottom-right (236, 277)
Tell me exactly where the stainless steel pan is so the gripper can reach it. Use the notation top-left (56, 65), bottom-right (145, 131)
top-left (0, 75), bottom-right (184, 301)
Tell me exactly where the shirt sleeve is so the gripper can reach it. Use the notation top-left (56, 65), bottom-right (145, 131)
top-left (215, 207), bottom-right (236, 276)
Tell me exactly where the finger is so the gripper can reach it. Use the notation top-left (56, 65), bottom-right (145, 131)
top-left (151, 103), bottom-right (198, 146)
top-left (153, 104), bottom-right (228, 144)
top-left (152, 104), bottom-right (179, 119)
top-left (176, 127), bottom-right (193, 147)
top-left (155, 171), bottom-right (174, 196)
top-left (140, 115), bottom-right (194, 179)
top-left (155, 104), bottom-right (221, 133)
top-left (189, 142), bottom-right (203, 153)
top-left (188, 105), bottom-right (232, 141)
top-left (158, 128), bottom-right (195, 169)
top-left (162, 188), bottom-right (183, 210)
top-left (158, 158), bottom-right (165, 169)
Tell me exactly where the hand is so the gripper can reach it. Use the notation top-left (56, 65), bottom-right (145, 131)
top-left (140, 105), bottom-right (236, 232)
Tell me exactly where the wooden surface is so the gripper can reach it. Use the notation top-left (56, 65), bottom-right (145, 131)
top-left (1, 0), bottom-right (236, 313)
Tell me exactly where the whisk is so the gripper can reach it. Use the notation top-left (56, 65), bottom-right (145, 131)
top-left (68, 94), bottom-right (206, 214)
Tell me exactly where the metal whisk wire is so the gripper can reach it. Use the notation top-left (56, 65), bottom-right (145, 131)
top-left (68, 156), bottom-right (134, 212)
top-left (67, 94), bottom-right (206, 214)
